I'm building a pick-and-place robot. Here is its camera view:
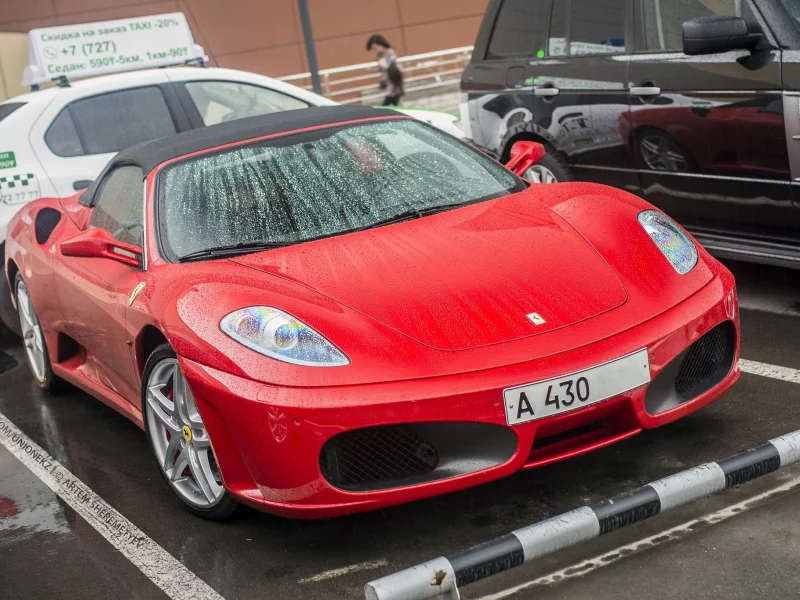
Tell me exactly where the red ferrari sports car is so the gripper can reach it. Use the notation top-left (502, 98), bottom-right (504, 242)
top-left (5, 106), bottom-right (739, 520)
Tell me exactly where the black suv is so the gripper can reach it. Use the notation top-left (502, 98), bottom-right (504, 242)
top-left (462, 0), bottom-right (800, 268)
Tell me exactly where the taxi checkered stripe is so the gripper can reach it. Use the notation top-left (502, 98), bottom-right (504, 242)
top-left (365, 429), bottom-right (800, 600)
top-left (0, 174), bottom-right (35, 190)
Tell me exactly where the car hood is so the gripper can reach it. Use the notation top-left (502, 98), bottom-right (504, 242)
top-left (230, 191), bottom-right (628, 351)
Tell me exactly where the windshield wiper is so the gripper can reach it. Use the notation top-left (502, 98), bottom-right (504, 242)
top-left (358, 203), bottom-right (469, 232)
top-left (418, 202), bottom-right (470, 216)
top-left (358, 208), bottom-right (423, 231)
top-left (179, 241), bottom-right (291, 262)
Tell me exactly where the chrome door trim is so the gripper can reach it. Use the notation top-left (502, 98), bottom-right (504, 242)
top-left (572, 164), bottom-right (793, 185)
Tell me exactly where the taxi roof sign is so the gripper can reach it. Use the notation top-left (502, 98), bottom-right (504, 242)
top-left (23, 13), bottom-right (207, 87)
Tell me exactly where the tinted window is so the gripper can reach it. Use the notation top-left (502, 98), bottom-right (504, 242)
top-left (549, 0), bottom-right (626, 56)
top-left (487, 0), bottom-right (549, 59)
top-left (89, 166), bottom-right (145, 247)
top-left (45, 109), bottom-right (83, 157)
top-left (71, 87), bottom-right (177, 155)
top-left (782, 0), bottom-right (800, 22)
top-left (159, 120), bottom-right (524, 260)
top-left (185, 81), bottom-right (310, 126)
top-left (0, 102), bottom-right (25, 124)
top-left (638, 0), bottom-right (736, 51)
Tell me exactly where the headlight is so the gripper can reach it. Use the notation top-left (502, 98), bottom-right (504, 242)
top-left (637, 210), bottom-right (698, 275)
top-left (220, 307), bottom-right (349, 367)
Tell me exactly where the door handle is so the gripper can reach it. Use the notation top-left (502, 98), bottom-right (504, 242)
top-left (73, 180), bottom-right (92, 190)
top-left (534, 87), bottom-right (560, 97)
top-left (630, 86), bottom-right (661, 97)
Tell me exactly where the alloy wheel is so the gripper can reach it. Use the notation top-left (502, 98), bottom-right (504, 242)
top-left (639, 134), bottom-right (689, 172)
top-left (145, 358), bottom-right (225, 508)
top-left (524, 165), bottom-right (559, 184)
top-left (17, 280), bottom-right (46, 382)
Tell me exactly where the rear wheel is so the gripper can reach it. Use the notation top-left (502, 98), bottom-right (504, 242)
top-left (0, 250), bottom-right (21, 337)
top-left (142, 344), bottom-right (238, 520)
top-left (15, 274), bottom-right (65, 393)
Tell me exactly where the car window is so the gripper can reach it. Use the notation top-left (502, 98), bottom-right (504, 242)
top-left (0, 102), bottom-right (25, 124)
top-left (44, 108), bottom-right (83, 157)
top-left (637, 0), bottom-right (736, 52)
top-left (158, 119), bottom-right (525, 260)
top-left (782, 0), bottom-right (800, 22)
top-left (549, 0), bottom-right (626, 56)
top-left (486, 0), bottom-right (550, 59)
top-left (50, 87), bottom-right (177, 157)
top-left (89, 165), bottom-right (145, 247)
top-left (185, 81), bottom-right (310, 126)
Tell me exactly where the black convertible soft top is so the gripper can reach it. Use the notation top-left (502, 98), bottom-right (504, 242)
top-left (81, 105), bottom-right (405, 205)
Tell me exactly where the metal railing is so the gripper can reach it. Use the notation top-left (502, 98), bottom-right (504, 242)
top-left (366, 425), bottom-right (800, 599)
top-left (279, 46), bottom-right (473, 105)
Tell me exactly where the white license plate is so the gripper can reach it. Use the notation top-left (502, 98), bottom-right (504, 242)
top-left (504, 349), bottom-right (651, 426)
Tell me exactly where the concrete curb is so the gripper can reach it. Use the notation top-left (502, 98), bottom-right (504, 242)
top-left (364, 429), bottom-right (800, 600)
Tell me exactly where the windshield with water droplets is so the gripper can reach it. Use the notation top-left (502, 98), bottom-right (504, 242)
top-left (157, 119), bottom-right (524, 261)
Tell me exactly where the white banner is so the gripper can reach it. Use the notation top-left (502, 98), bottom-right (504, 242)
top-left (23, 13), bottom-right (206, 87)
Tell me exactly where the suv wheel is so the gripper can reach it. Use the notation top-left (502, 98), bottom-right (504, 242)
top-left (517, 143), bottom-right (571, 183)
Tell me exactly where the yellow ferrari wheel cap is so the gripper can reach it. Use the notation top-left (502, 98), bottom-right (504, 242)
top-left (182, 425), bottom-right (192, 442)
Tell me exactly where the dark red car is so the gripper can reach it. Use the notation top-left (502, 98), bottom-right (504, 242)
top-left (5, 106), bottom-right (739, 519)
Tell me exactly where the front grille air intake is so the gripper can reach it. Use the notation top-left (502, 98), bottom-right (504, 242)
top-left (674, 322), bottom-right (735, 399)
top-left (320, 425), bottom-right (439, 491)
top-left (645, 321), bottom-right (736, 415)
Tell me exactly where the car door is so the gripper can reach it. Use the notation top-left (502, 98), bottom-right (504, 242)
top-left (775, 0), bottom-right (800, 228)
top-left (28, 72), bottom-right (187, 197)
top-left (629, 0), bottom-right (796, 242)
top-left (464, 0), bottom-right (639, 194)
top-left (54, 165), bottom-right (146, 403)
top-left (532, 0), bottom-right (638, 192)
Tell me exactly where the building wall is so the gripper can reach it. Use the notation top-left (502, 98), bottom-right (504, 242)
top-left (0, 33), bottom-right (28, 100)
top-left (0, 0), bottom-right (489, 87)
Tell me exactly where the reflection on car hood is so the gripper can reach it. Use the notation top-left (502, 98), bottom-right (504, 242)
top-left (230, 190), bottom-right (628, 351)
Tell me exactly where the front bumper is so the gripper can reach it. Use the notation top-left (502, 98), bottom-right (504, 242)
top-left (180, 272), bottom-right (739, 518)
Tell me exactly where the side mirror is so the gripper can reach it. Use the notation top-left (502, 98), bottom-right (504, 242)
top-left (683, 16), bottom-right (761, 56)
top-left (61, 228), bottom-right (142, 268)
top-left (505, 141), bottom-right (546, 177)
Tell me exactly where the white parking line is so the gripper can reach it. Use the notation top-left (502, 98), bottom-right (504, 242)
top-left (740, 359), bottom-right (800, 385)
top-left (298, 558), bottom-right (389, 584)
top-left (475, 472), bottom-right (800, 600)
top-left (0, 411), bottom-right (225, 600)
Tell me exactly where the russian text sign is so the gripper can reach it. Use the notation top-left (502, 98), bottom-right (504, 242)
top-left (23, 13), bottom-right (206, 86)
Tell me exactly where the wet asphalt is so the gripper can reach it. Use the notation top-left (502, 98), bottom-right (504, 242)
top-left (1, 259), bottom-right (799, 600)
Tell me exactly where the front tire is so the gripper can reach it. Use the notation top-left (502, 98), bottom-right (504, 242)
top-left (142, 344), bottom-right (238, 520)
top-left (15, 273), bottom-right (65, 393)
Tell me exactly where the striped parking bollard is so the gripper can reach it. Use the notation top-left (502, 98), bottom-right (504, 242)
top-left (365, 429), bottom-right (800, 600)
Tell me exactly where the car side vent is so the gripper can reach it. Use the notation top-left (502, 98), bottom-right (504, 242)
top-left (35, 208), bottom-right (62, 244)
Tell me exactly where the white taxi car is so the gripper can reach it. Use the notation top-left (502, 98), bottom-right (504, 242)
top-left (0, 66), bottom-right (463, 333)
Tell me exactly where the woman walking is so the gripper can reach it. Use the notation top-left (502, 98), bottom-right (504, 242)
top-left (366, 34), bottom-right (404, 106)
